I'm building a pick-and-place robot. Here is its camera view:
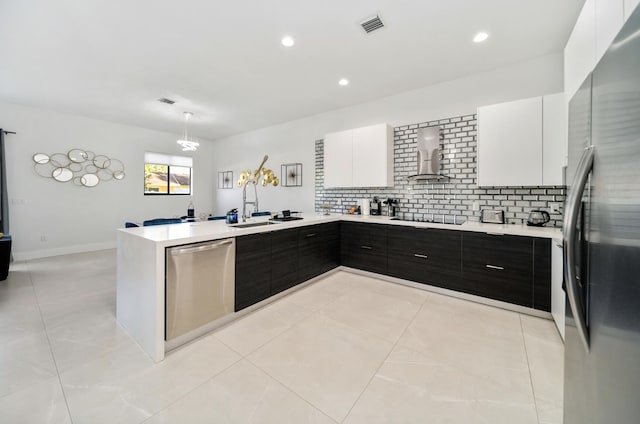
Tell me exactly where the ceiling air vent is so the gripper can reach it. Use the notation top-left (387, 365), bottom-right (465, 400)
top-left (157, 97), bottom-right (175, 105)
top-left (360, 15), bottom-right (384, 34)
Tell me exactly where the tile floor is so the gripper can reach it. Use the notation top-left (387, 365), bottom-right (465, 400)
top-left (0, 249), bottom-right (564, 423)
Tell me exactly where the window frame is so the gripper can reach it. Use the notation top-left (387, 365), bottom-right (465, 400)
top-left (143, 162), bottom-right (193, 196)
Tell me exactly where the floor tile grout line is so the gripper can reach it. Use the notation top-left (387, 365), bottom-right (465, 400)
top-left (340, 292), bottom-right (432, 423)
top-left (240, 273), bottom-right (398, 423)
top-left (224, 272), bottom-right (361, 358)
top-left (25, 259), bottom-right (76, 424)
top-left (242, 356), bottom-right (340, 424)
top-left (519, 314), bottom-right (541, 424)
top-left (212, 300), bottom-right (317, 358)
top-left (139, 354), bottom-right (244, 423)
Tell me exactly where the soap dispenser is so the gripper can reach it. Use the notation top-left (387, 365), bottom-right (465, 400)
top-left (187, 200), bottom-right (195, 218)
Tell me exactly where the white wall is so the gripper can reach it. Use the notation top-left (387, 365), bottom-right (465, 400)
top-left (211, 53), bottom-right (565, 215)
top-left (0, 100), bottom-right (216, 260)
top-left (0, 52), bottom-right (564, 259)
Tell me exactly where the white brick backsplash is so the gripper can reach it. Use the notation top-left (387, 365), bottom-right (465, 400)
top-left (315, 113), bottom-right (565, 226)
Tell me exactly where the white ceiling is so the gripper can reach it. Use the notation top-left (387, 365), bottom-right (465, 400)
top-left (0, 0), bottom-right (584, 140)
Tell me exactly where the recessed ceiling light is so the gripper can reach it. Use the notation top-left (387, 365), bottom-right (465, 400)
top-left (338, 78), bottom-right (349, 86)
top-left (281, 36), bottom-right (295, 47)
top-left (473, 32), bottom-right (489, 43)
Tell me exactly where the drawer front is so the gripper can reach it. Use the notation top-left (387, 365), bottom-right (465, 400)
top-left (462, 232), bottom-right (533, 307)
top-left (387, 226), bottom-right (464, 291)
top-left (341, 222), bottom-right (387, 274)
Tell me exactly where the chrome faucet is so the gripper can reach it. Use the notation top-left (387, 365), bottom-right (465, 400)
top-left (237, 155), bottom-right (279, 222)
top-left (242, 183), bottom-right (259, 222)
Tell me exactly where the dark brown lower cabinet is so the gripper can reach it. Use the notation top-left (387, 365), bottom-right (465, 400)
top-left (235, 232), bottom-right (272, 311)
top-left (387, 226), bottom-right (464, 292)
top-left (318, 222), bottom-right (340, 274)
top-left (340, 222), bottom-right (388, 275)
top-left (461, 232), bottom-right (551, 311)
top-left (235, 222), bottom-right (552, 313)
top-left (462, 232), bottom-right (533, 306)
top-left (271, 228), bottom-right (300, 295)
top-left (299, 222), bottom-right (340, 281)
top-left (236, 223), bottom-right (340, 312)
top-left (533, 238), bottom-right (552, 312)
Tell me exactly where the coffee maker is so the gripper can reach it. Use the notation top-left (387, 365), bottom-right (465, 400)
top-left (370, 197), bottom-right (382, 215)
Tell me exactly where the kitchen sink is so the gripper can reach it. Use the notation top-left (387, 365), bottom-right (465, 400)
top-left (231, 221), bottom-right (281, 228)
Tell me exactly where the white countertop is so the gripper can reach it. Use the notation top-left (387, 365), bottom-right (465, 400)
top-left (118, 213), bottom-right (561, 247)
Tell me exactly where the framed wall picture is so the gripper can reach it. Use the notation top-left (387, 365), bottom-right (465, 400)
top-left (281, 163), bottom-right (302, 187)
top-left (218, 171), bottom-right (233, 189)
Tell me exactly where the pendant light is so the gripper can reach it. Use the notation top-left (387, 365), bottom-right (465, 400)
top-left (176, 111), bottom-right (199, 151)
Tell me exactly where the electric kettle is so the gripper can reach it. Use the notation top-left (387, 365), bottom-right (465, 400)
top-left (526, 210), bottom-right (551, 226)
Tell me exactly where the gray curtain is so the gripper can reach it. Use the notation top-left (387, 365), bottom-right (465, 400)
top-left (0, 130), bottom-right (8, 235)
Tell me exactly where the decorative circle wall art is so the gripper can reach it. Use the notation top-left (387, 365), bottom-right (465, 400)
top-left (32, 149), bottom-right (125, 188)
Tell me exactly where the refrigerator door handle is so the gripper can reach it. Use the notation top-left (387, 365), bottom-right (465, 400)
top-left (563, 145), bottom-right (594, 352)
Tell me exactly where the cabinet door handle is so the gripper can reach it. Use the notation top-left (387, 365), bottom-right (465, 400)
top-left (485, 264), bottom-right (504, 270)
top-left (305, 233), bottom-right (316, 238)
top-left (413, 253), bottom-right (428, 259)
top-left (360, 245), bottom-right (373, 250)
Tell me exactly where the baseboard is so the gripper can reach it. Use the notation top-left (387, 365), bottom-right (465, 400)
top-left (13, 241), bottom-right (117, 261)
top-left (338, 266), bottom-right (553, 319)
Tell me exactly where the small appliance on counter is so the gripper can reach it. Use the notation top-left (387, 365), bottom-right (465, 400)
top-left (383, 198), bottom-right (398, 217)
top-left (225, 208), bottom-right (238, 224)
top-left (270, 210), bottom-right (303, 221)
top-left (370, 197), bottom-right (382, 215)
top-left (526, 210), bottom-right (550, 226)
top-left (480, 209), bottom-right (505, 224)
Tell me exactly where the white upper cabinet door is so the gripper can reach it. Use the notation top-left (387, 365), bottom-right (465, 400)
top-left (565, 0), bottom-right (597, 101)
top-left (477, 97), bottom-right (543, 187)
top-left (352, 124), bottom-right (393, 187)
top-left (624, 0), bottom-right (640, 21)
top-left (542, 93), bottom-right (566, 186)
top-left (323, 129), bottom-right (353, 188)
top-left (595, 0), bottom-right (624, 62)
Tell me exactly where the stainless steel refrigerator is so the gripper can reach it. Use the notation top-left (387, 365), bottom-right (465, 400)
top-left (563, 6), bottom-right (640, 423)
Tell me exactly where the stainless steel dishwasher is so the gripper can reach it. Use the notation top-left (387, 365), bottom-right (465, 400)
top-left (165, 238), bottom-right (235, 342)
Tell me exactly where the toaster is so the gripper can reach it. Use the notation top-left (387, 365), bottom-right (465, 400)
top-left (480, 209), bottom-right (505, 224)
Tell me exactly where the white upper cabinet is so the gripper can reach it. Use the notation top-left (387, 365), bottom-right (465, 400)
top-left (565, 0), bottom-right (630, 101)
top-left (477, 93), bottom-right (566, 187)
top-left (595, 0), bottom-right (624, 61)
top-left (565, 0), bottom-right (597, 101)
top-left (323, 123), bottom-right (393, 188)
top-left (352, 124), bottom-right (393, 188)
top-left (542, 93), bottom-right (566, 186)
top-left (625, 0), bottom-right (640, 21)
top-left (477, 97), bottom-right (543, 187)
top-left (323, 130), bottom-right (353, 188)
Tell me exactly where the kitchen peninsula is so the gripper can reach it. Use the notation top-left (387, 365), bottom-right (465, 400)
top-left (117, 213), bottom-right (561, 361)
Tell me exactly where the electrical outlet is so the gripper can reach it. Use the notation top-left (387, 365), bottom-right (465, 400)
top-left (472, 201), bottom-right (480, 211)
top-left (549, 202), bottom-right (563, 214)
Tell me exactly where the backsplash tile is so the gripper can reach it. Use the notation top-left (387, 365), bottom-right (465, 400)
top-left (315, 114), bottom-right (565, 227)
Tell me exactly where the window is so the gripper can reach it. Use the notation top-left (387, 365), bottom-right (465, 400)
top-left (144, 152), bottom-right (193, 195)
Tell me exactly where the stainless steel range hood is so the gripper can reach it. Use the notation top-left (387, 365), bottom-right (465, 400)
top-left (408, 125), bottom-right (449, 181)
